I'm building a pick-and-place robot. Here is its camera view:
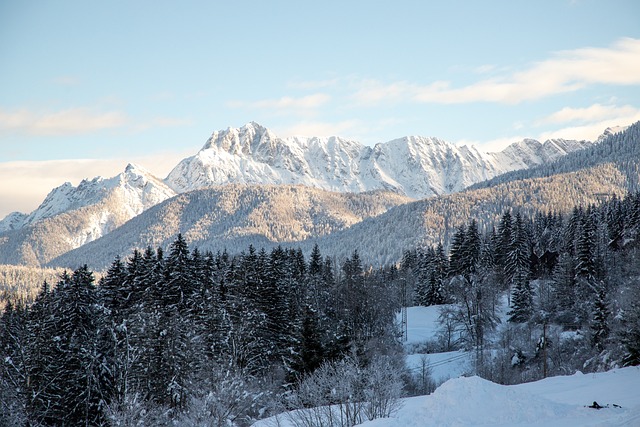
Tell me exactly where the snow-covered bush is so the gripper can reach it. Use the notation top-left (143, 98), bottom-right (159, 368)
top-left (282, 355), bottom-right (403, 427)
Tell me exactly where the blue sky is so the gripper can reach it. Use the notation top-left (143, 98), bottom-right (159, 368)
top-left (1, 0), bottom-right (640, 217)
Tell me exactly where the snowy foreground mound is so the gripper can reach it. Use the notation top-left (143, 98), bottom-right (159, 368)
top-left (255, 367), bottom-right (640, 427)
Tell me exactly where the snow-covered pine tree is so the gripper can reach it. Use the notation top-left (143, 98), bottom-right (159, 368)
top-left (26, 267), bottom-right (107, 425)
top-left (507, 213), bottom-right (533, 323)
top-left (0, 300), bottom-right (28, 425)
top-left (495, 211), bottom-right (513, 288)
top-left (590, 280), bottom-right (610, 352)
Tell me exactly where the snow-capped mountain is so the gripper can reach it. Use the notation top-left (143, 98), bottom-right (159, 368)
top-left (165, 122), bottom-right (592, 199)
top-left (0, 121), bottom-right (608, 267)
top-left (596, 125), bottom-right (630, 142)
top-left (1, 164), bottom-right (176, 236)
top-left (0, 164), bottom-right (176, 266)
top-left (0, 212), bottom-right (28, 234)
top-left (49, 185), bottom-right (412, 271)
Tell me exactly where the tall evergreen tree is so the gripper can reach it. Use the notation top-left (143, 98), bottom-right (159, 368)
top-left (26, 267), bottom-right (108, 425)
top-left (590, 280), bottom-right (609, 352)
top-left (507, 213), bottom-right (533, 323)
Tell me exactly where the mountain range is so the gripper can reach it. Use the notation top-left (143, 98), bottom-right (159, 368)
top-left (1, 121), bottom-right (635, 269)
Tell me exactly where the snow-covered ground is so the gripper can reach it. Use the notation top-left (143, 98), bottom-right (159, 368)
top-left (401, 305), bottom-right (473, 384)
top-left (256, 367), bottom-right (640, 427)
top-left (358, 367), bottom-right (640, 427)
top-left (254, 306), bottom-right (640, 426)
top-left (405, 350), bottom-right (471, 385)
top-left (402, 305), bottom-right (444, 345)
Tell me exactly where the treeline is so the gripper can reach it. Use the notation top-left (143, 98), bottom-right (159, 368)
top-left (469, 121), bottom-right (640, 192)
top-left (2, 190), bottom-right (640, 424)
top-left (0, 240), bottom-right (401, 426)
top-left (401, 191), bottom-right (640, 381)
top-left (0, 265), bottom-right (68, 308)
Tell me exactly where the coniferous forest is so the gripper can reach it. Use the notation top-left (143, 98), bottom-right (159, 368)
top-left (1, 192), bottom-right (640, 426)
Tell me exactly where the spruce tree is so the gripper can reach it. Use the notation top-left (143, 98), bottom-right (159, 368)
top-left (26, 267), bottom-right (108, 425)
top-left (507, 213), bottom-right (533, 323)
top-left (590, 281), bottom-right (609, 352)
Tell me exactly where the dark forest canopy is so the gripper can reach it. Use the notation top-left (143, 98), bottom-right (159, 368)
top-left (1, 191), bottom-right (639, 425)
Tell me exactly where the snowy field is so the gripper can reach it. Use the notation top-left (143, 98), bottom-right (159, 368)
top-left (401, 305), bottom-right (472, 383)
top-left (357, 366), bottom-right (640, 427)
top-left (256, 366), bottom-right (640, 427)
top-left (405, 350), bottom-right (471, 385)
top-left (402, 305), bottom-right (443, 345)
top-left (254, 305), bottom-right (640, 426)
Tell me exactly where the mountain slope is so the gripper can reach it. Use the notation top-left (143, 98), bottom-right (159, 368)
top-left (49, 161), bottom-right (631, 271)
top-left (309, 162), bottom-right (631, 266)
top-left (165, 122), bottom-right (592, 199)
top-left (469, 122), bottom-right (640, 192)
top-left (0, 164), bottom-right (176, 266)
top-left (48, 185), bottom-right (411, 270)
top-left (0, 122), bottom-right (606, 267)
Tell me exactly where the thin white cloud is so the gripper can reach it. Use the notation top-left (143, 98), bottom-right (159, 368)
top-left (538, 114), bottom-right (640, 142)
top-left (52, 75), bottom-right (81, 86)
top-left (473, 64), bottom-right (497, 74)
top-left (287, 78), bottom-right (342, 90)
top-left (133, 116), bottom-right (195, 131)
top-left (229, 93), bottom-right (331, 110)
top-left (152, 117), bottom-right (195, 127)
top-left (352, 37), bottom-right (640, 105)
top-left (538, 103), bottom-right (640, 125)
top-left (0, 107), bottom-right (127, 136)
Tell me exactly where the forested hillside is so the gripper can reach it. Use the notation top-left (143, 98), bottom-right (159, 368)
top-left (312, 162), bottom-right (631, 265)
top-left (47, 161), bottom-right (632, 272)
top-left (469, 121), bottom-right (640, 191)
top-left (399, 190), bottom-right (640, 382)
top-left (1, 239), bottom-right (402, 425)
top-left (0, 265), bottom-right (67, 308)
top-left (2, 192), bottom-right (639, 425)
top-left (48, 185), bottom-right (411, 271)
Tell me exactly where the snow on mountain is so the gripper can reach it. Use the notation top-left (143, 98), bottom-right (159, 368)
top-left (166, 122), bottom-right (371, 194)
top-left (493, 138), bottom-right (592, 169)
top-left (0, 212), bottom-right (28, 233)
top-left (165, 122), bottom-right (592, 200)
top-left (0, 164), bottom-right (176, 236)
top-left (0, 122), bottom-right (601, 267)
top-left (2, 122), bottom-right (592, 235)
top-left (596, 125), bottom-right (630, 142)
top-left (48, 185), bottom-right (412, 271)
top-left (0, 164), bottom-right (177, 266)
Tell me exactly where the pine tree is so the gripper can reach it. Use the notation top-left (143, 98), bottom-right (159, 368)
top-left (0, 300), bottom-right (28, 425)
top-left (462, 219), bottom-right (481, 276)
top-left (507, 213), bottom-right (533, 323)
top-left (573, 213), bottom-right (599, 325)
top-left (551, 252), bottom-right (576, 323)
top-left (590, 281), bottom-right (609, 352)
top-left (162, 233), bottom-right (193, 311)
top-left (26, 267), bottom-right (108, 425)
top-left (100, 255), bottom-right (127, 321)
top-left (448, 224), bottom-right (467, 277)
top-left (620, 287), bottom-right (640, 366)
top-left (495, 211), bottom-right (513, 288)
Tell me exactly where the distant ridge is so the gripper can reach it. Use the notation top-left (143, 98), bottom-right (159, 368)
top-left (165, 122), bottom-right (592, 199)
top-left (0, 121), bottom-right (616, 267)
